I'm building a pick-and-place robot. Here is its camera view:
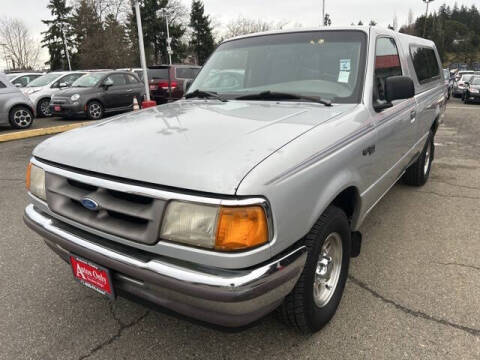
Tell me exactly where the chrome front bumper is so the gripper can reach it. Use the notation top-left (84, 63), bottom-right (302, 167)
top-left (24, 204), bottom-right (307, 327)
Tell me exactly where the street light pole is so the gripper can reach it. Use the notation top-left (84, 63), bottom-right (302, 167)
top-left (322, 0), bottom-right (325, 25)
top-left (157, 9), bottom-right (172, 65)
top-left (422, 0), bottom-right (434, 37)
top-left (134, 0), bottom-right (151, 102)
top-left (59, 24), bottom-right (72, 71)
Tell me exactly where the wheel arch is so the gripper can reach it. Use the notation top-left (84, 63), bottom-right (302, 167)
top-left (307, 171), bottom-right (363, 234)
top-left (330, 186), bottom-right (361, 226)
top-left (86, 98), bottom-right (104, 108)
top-left (430, 115), bottom-right (440, 136)
top-left (36, 96), bottom-right (51, 111)
top-left (9, 102), bottom-right (35, 118)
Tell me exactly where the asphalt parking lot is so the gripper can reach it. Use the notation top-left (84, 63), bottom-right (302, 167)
top-left (0, 98), bottom-right (479, 360)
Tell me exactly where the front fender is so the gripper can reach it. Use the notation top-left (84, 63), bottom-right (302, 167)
top-left (237, 107), bottom-right (374, 257)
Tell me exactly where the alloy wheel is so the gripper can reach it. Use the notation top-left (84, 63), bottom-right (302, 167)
top-left (13, 109), bottom-right (33, 128)
top-left (89, 103), bottom-right (102, 119)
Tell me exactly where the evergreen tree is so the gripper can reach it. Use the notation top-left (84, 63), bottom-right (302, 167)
top-left (127, 0), bottom-right (187, 65)
top-left (103, 14), bottom-right (133, 68)
top-left (71, 0), bottom-right (104, 69)
top-left (41, 0), bottom-right (74, 70)
top-left (190, 0), bottom-right (215, 65)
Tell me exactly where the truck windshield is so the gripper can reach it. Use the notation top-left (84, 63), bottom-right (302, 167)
top-left (188, 30), bottom-right (367, 103)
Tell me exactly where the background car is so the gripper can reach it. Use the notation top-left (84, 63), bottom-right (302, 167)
top-left (452, 73), bottom-right (475, 97)
top-left (454, 70), bottom-right (474, 82)
top-left (443, 68), bottom-right (453, 99)
top-left (463, 76), bottom-right (480, 104)
top-left (0, 73), bottom-right (35, 129)
top-left (50, 71), bottom-right (145, 120)
top-left (148, 64), bottom-right (201, 104)
top-left (6, 73), bottom-right (44, 88)
top-left (23, 71), bottom-right (87, 117)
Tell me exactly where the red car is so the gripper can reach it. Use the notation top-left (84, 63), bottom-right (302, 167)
top-left (148, 65), bottom-right (201, 104)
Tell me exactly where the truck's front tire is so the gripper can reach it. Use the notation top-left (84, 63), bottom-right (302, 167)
top-left (279, 206), bottom-right (351, 333)
top-left (403, 131), bottom-right (434, 186)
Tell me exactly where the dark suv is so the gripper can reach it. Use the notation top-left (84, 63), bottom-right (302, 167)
top-left (50, 71), bottom-right (145, 120)
top-left (148, 65), bottom-right (201, 104)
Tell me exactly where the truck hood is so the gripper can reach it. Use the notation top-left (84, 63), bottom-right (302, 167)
top-left (34, 100), bottom-right (355, 195)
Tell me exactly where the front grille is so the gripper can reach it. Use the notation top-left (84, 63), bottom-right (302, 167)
top-left (45, 173), bottom-right (166, 244)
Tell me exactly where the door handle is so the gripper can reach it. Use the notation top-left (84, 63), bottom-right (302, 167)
top-left (410, 110), bottom-right (416, 123)
top-left (127, 89), bottom-right (133, 92)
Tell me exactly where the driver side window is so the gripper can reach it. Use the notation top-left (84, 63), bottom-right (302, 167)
top-left (105, 74), bottom-right (127, 87)
top-left (374, 37), bottom-right (402, 103)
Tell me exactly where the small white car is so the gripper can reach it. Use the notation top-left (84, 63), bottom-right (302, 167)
top-left (23, 72), bottom-right (86, 117)
top-left (6, 73), bottom-right (44, 88)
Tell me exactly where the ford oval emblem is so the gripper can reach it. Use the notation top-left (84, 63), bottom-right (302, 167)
top-left (81, 198), bottom-right (100, 211)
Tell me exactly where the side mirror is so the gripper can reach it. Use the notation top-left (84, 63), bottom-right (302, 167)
top-left (374, 76), bottom-right (415, 112)
top-left (465, 82), bottom-right (470, 86)
top-left (385, 76), bottom-right (415, 102)
top-left (102, 78), bottom-right (114, 89)
top-left (183, 79), bottom-right (193, 93)
top-left (59, 82), bottom-right (68, 88)
top-left (15, 83), bottom-right (22, 88)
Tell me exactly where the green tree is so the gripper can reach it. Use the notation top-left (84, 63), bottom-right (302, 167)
top-left (72, 0), bottom-right (103, 69)
top-left (189, 0), bottom-right (214, 65)
top-left (41, 0), bottom-right (74, 70)
top-left (103, 14), bottom-right (133, 68)
top-left (126, 0), bottom-right (187, 65)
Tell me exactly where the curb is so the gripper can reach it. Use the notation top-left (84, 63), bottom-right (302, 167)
top-left (0, 122), bottom-right (91, 143)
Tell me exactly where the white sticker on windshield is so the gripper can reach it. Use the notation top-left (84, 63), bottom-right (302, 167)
top-left (340, 59), bottom-right (351, 71)
top-left (338, 71), bottom-right (350, 83)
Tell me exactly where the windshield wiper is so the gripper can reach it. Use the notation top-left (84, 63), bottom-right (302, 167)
top-left (184, 89), bottom-right (228, 102)
top-left (235, 91), bottom-right (332, 106)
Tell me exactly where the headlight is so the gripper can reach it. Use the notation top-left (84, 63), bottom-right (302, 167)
top-left (26, 163), bottom-right (46, 200)
top-left (71, 94), bottom-right (80, 101)
top-left (160, 201), bottom-right (269, 251)
top-left (470, 88), bottom-right (479, 93)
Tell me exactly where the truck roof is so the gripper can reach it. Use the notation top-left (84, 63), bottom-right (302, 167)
top-left (223, 26), bottom-right (436, 49)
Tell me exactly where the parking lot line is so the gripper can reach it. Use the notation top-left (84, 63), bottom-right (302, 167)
top-left (446, 106), bottom-right (480, 110)
top-left (0, 122), bottom-right (91, 143)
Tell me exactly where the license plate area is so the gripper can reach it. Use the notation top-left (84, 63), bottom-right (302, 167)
top-left (70, 255), bottom-right (115, 299)
top-left (54, 105), bottom-right (61, 111)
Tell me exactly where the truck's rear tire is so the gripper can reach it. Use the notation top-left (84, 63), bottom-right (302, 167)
top-left (279, 206), bottom-right (351, 333)
top-left (403, 131), bottom-right (434, 187)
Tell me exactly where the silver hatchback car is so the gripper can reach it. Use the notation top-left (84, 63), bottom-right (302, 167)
top-left (0, 73), bottom-right (35, 129)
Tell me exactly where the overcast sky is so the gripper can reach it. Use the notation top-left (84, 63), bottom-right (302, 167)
top-left (1, 0), bottom-right (477, 69)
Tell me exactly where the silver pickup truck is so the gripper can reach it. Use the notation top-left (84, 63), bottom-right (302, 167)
top-left (24, 27), bottom-right (446, 333)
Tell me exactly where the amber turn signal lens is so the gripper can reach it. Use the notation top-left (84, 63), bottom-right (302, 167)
top-left (26, 162), bottom-right (32, 190)
top-left (215, 206), bottom-right (268, 251)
